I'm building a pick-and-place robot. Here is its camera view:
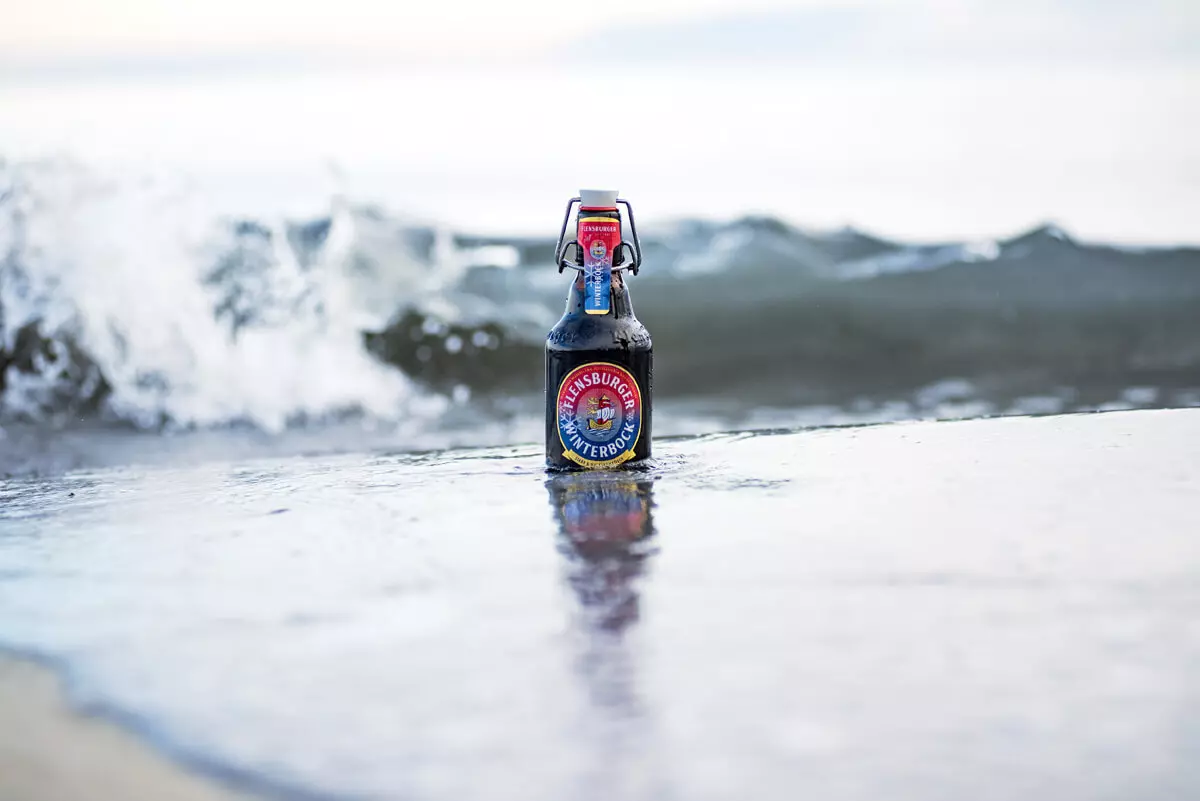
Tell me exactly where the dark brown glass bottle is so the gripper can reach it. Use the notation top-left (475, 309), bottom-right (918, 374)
top-left (546, 195), bottom-right (652, 471)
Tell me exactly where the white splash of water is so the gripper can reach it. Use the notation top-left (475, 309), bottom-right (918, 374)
top-left (0, 158), bottom-right (439, 431)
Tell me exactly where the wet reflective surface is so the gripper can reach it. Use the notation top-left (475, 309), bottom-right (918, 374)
top-left (1, 410), bottom-right (1199, 800)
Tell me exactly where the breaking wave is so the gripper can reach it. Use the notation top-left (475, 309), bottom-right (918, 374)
top-left (3, 157), bottom-right (1200, 437)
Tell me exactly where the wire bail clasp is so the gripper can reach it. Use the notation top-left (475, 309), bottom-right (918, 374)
top-left (555, 197), bottom-right (643, 275)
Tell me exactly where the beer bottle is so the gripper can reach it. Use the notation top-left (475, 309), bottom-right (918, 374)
top-left (546, 190), bottom-right (652, 471)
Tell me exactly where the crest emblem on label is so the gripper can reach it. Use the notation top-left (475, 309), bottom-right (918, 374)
top-left (557, 362), bottom-right (643, 469)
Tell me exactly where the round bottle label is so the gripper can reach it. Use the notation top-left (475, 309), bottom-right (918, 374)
top-left (556, 362), bottom-right (643, 469)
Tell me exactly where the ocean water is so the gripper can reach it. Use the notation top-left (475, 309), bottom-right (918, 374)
top-left (3, 63), bottom-right (1199, 474)
top-left (2, 156), bottom-right (1199, 478)
top-left (1, 410), bottom-right (1198, 800)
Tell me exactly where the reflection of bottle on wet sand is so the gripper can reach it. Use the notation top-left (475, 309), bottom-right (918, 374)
top-left (547, 475), bottom-right (657, 635)
top-left (546, 475), bottom-right (665, 801)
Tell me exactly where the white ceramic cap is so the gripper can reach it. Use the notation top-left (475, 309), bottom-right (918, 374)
top-left (579, 189), bottom-right (619, 208)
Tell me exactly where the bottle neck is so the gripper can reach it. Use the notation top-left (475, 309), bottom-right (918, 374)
top-left (563, 269), bottom-right (637, 319)
top-left (575, 207), bottom-right (625, 268)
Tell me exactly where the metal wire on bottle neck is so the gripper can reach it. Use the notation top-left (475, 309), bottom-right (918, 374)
top-left (555, 197), bottom-right (643, 275)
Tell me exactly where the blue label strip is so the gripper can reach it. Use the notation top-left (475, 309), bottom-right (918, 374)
top-left (584, 259), bottom-right (611, 315)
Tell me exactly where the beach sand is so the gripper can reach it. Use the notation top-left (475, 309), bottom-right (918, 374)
top-left (0, 657), bottom-right (254, 801)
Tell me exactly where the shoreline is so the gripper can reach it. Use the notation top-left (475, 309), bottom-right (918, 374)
top-left (0, 655), bottom-right (257, 801)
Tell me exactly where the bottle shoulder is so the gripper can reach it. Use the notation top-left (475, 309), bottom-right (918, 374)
top-left (546, 313), bottom-right (652, 351)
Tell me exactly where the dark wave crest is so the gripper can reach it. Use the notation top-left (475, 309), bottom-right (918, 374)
top-left (3, 158), bottom-right (1199, 439)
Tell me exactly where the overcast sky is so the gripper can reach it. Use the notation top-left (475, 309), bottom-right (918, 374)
top-left (2, 0), bottom-right (819, 60)
top-left (4, 0), bottom-right (1196, 69)
top-left (2, 0), bottom-right (1196, 241)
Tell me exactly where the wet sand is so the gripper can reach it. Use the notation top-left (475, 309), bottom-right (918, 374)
top-left (1, 408), bottom-right (1198, 800)
top-left (0, 657), bottom-right (254, 801)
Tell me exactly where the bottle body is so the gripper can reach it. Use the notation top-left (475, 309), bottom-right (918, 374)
top-left (546, 270), bottom-right (653, 470)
